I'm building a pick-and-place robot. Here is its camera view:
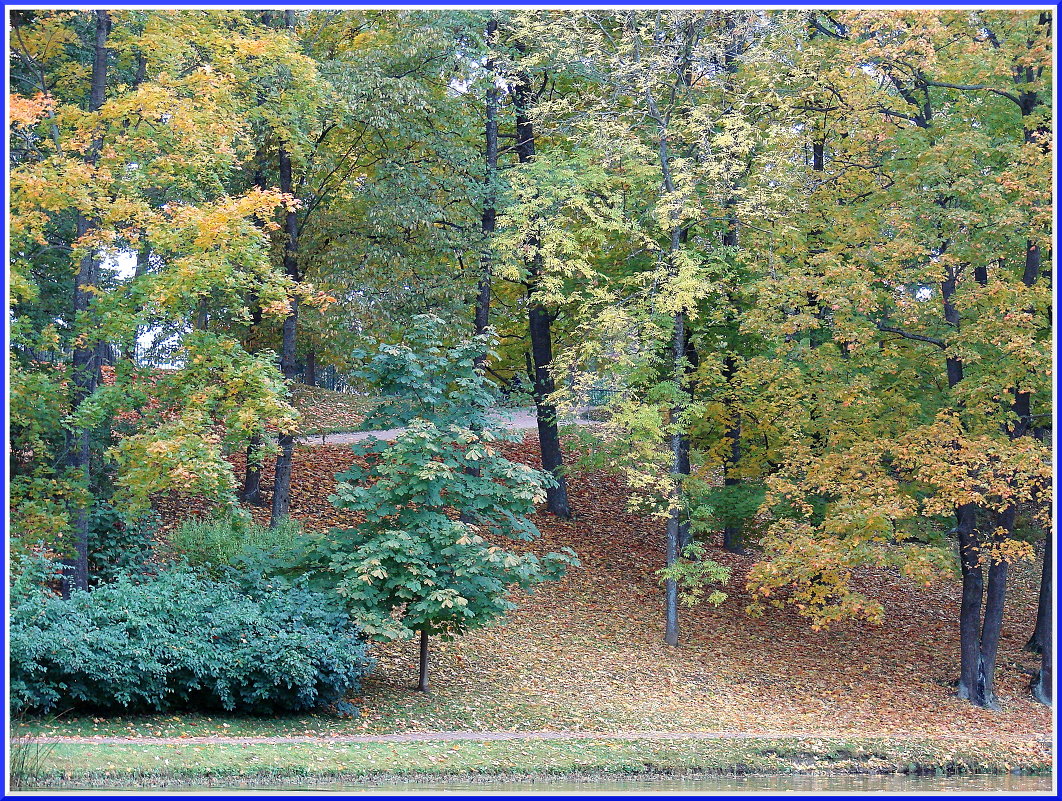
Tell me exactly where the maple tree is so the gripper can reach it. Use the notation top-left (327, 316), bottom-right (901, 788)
top-left (9, 9), bottom-right (300, 587)
top-left (310, 317), bottom-right (575, 691)
top-left (742, 10), bottom-right (1053, 709)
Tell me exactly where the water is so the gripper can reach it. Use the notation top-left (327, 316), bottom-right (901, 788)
top-left (69, 773), bottom-right (1054, 794)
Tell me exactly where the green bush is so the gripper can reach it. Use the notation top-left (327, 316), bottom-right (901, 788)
top-left (169, 512), bottom-right (301, 571)
top-left (88, 503), bottom-right (158, 582)
top-left (10, 565), bottom-right (372, 715)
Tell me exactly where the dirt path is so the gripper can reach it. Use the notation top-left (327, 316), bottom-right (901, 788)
top-left (297, 408), bottom-right (596, 446)
top-left (39, 730), bottom-right (1050, 746)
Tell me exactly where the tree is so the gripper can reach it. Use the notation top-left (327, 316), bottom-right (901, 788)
top-left (505, 32), bottom-right (573, 519)
top-left (9, 9), bottom-right (300, 581)
top-left (313, 316), bottom-right (576, 691)
top-left (509, 10), bottom-right (794, 644)
top-left (745, 9), bottom-right (1052, 708)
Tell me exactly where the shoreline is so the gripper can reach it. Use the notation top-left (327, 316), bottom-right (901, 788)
top-left (16, 734), bottom-right (1054, 790)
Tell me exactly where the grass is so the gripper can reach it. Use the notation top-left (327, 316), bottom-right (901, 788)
top-left (8, 721), bottom-right (58, 790)
top-left (20, 736), bottom-right (1054, 789)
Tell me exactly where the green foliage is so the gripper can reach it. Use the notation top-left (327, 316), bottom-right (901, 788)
top-left (315, 317), bottom-right (577, 640)
top-left (87, 504), bottom-right (159, 582)
top-left (693, 482), bottom-right (766, 533)
top-left (658, 543), bottom-right (731, 608)
top-left (170, 511), bottom-right (302, 573)
top-left (353, 314), bottom-right (498, 430)
top-left (10, 565), bottom-right (372, 715)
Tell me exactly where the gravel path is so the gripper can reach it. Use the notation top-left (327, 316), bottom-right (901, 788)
top-left (38, 730), bottom-right (1050, 746)
top-left (297, 408), bottom-right (595, 446)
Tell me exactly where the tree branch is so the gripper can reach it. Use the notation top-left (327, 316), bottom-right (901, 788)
top-left (875, 321), bottom-right (945, 349)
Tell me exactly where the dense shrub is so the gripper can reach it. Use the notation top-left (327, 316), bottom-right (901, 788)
top-left (88, 503), bottom-right (158, 582)
top-left (10, 565), bottom-right (372, 715)
top-left (169, 512), bottom-right (301, 572)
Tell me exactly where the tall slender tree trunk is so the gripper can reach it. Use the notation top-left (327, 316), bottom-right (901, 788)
top-left (664, 305), bottom-right (685, 648)
top-left (67, 9), bottom-right (111, 592)
top-left (473, 16), bottom-right (498, 370)
top-left (417, 629), bottom-right (430, 693)
top-left (513, 66), bottom-right (572, 519)
top-left (676, 433), bottom-right (692, 550)
top-left (942, 269), bottom-right (1003, 710)
top-left (1030, 544), bottom-right (1052, 704)
top-left (241, 435), bottom-right (265, 506)
top-left (1026, 533), bottom-right (1051, 653)
top-left (719, 20), bottom-right (747, 556)
top-left (974, 513), bottom-right (1010, 711)
top-left (648, 96), bottom-right (690, 649)
top-left (241, 159), bottom-right (268, 504)
top-left (660, 136), bottom-right (686, 648)
top-left (270, 141), bottom-right (299, 528)
top-left (955, 503), bottom-right (984, 702)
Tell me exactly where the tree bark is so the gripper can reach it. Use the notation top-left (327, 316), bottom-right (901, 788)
top-left (270, 142), bottom-right (299, 529)
top-left (664, 308), bottom-right (684, 648)
top-left (676, 433), bottom-right (692, 550)
top-left (241, 434), bottom-right (264, 506)
top-left (67, 9), bottom-right (111, 592)
top-left (241, 156), bottom-right (268, 502)
top-left (473, 16), bottom-right (498, 370)
top-left (955, 503), bottom-right (983, 702)
top-left (417, 628), bottom-right (430, 693)
top-left (1030, 553), bottom-right (1052, 704)
top-left (529, 306), bottom-right (572, 518)
top-left (513, 62), bottom-right (572, 518)
top-left (305, 350), bottom-right (317, 387)
top-left (1026, 533), bottom-right (1050, 653)
top-left (943, 268), bottom-right (1007, 710)
top-left (975, 532), bottom-right (1008, 711)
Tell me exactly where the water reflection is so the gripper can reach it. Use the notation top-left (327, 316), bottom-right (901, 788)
top-left (81, 773), bottom-right (1054, 795)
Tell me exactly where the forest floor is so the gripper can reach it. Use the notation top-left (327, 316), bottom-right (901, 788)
top-left (288, 385), bottom-right (381, 435)
top-left (23, 434), bottom-right (1053, 785)
top-left (290, 383), bottom-right (595, 444)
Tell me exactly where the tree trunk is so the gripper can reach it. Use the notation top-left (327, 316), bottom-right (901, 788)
top-left (676, 433), bottom-right (692, 550)
top-left (417, 629), bottom-right (430, 693)
top-left (941, 266), bottom-right (1008, 711)
top-left (270, 142), bottom-right (299, 528)
top-left (241, 434), bottom-right (264, 506)
top-left (955, 503), bottom-right (983, 702)
top-left (67, 9), bottom-right (111, 592)
top-left (975, 542), bottom-right (1008, 711)
top-left (529, 306), bottom-right (572, 518)
top-left (1026, 533), bottom-right (1051, 653)
top-left (677, 299), bottom-right (697, 550)
top-left (664, 309), bottom-right (685, 648)
top-left (240, 156), bottom-right (268, 503)
top-left (513, 63), bottom-right (572, 518)
top-left (473, 16), bottom-right (498, 370)
top-left (1031, 565), bottom-right (1052, 705)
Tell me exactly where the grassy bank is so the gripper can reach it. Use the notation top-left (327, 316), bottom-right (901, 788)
top-left (17, 736), bottom-right (1054, 790)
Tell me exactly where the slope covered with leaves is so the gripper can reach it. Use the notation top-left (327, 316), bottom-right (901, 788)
top-left (289, 385), bottom-right (381, 435)
top-left (152, 434), bottom-right (1049, 741)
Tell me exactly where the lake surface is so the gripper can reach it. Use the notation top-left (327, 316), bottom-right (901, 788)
top-left (70, 773), bottom-right (1054, 794)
